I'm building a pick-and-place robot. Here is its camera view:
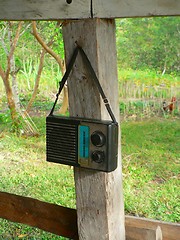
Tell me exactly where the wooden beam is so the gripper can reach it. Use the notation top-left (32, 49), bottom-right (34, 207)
top-left (0, 0), bottom-right (179, 20)
top-left (0, 191), bottom-right (78, 239)
top-left (63, 18), bottom-right (125, 239)
top-left (92, 0), bottom-right (180, 18)
top-left (0, 0), bottom-right (91, 20)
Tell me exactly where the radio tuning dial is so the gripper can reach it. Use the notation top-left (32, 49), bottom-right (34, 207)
top-left (91, 131), bottom-right (106, 147)
top-left (91, 151), bottom-right (105, 163)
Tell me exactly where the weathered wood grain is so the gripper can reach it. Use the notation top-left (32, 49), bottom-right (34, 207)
top-left (0, 0), bottom-right (179, 20)
top-left (125, 216), bottom-right (180, 240)
top-left (92, 0), bottom-right (180, 18)
top-left (0, 191), bottom-right (78, 239)
top-left (126, 226), bottom-right (162, 240)
top-left (63, 18), bottom-right (125, 240)
top-left (0, 0), bottom-right (91, 20)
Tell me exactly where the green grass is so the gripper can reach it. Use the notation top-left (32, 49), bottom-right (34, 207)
top-left (121, 119), bottom-right (180, 222)
top-left (0, 115), bottom-right (179, 238)
top-left (118, 68), bottom-right (180, 87)
top-left (117, 69), bottom-right (180, 107)
top-left (0, 126), bottom-right (75, 239)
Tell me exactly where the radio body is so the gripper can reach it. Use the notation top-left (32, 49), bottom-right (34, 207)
top-left (46, 115), bottom-right (118, 172)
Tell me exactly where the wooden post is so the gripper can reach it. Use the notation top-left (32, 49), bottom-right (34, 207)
top-left (63, 19), bottom-right (125, 239)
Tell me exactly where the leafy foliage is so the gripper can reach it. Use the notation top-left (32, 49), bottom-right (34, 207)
top-left (116, 17), bottom-right (180, 74)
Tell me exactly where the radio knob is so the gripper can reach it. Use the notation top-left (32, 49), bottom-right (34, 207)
top-left (91, 131), bottom-right (106, 147)
top-left (91, 151), bottom-right (105, 163)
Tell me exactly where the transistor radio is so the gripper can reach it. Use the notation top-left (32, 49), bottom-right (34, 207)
top-left (46, 46), bottom-right (119, 172)
top-left (46, 115), bottom-right (118, 172)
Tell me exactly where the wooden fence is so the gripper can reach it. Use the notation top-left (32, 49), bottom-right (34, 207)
top-left (0, 191), bottom-right (179, 240)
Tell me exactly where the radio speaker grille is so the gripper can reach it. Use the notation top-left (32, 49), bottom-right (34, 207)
top-left (46, 119), bottom-right (79, 166)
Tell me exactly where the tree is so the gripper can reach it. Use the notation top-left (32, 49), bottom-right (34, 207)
top-left (0, 22), bottom-right (38, 135)
top-left (0, 21), bottom-right (67, 134)
top-left (116, 17), bottom-right (180, 74)
top-left (0, 22), bottom-right (23, 129)
top-left (28, 21), bottom-right (68, 114)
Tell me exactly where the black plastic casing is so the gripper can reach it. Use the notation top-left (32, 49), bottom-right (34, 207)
top-left (46, 115), bottom-right (118, 172)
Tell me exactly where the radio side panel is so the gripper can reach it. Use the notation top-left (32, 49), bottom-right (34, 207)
top-left (107, 123), bottom-right (118, 172)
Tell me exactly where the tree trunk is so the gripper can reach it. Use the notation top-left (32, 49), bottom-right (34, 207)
top-left (0, 22), bottom-right (38, 135)
top-left (32, 21), bottom-right (68, 115)
top-left (0, 66), bottom-right (19, 124)
top-left (6, 22), bottom-right (22, 112)
top-left (26, 49), bottom-right (46, 113)
top-left (11, 56), bottom-right (21, 111)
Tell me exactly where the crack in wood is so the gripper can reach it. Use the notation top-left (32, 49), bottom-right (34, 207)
top-left (90, 0), bottom-right (93, 18)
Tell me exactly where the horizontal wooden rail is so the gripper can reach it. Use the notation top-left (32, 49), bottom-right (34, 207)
top-left (0, 192), bottom-right (78, 239)
top-left (125, 216), bottom-right (179, 240)
top-left (93, 0), bottom-right (180, 18)
top-left (0, 191), bottom-right (179, 240)
top-left (125, 216), bottom-right (180, 240)
top-left (0, 0), bottom-right (179, 20)
top-left (0, 0), bottom-right (91, 20)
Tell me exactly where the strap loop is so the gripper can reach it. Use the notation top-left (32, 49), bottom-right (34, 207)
top-left (49, 46), bottom-right (117, 123)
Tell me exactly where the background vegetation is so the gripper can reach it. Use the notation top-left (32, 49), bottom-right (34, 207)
top-left (0, 17), bottom-right (180, 239)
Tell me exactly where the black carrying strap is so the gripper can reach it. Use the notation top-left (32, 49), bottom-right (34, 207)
top-left (49, 47), bottom-right (79, 115)
top-left (49, 46), bottom-right (117, 123)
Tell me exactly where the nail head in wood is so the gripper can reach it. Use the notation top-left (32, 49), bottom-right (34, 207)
top-left (66, 0), bottom-right (72, 4)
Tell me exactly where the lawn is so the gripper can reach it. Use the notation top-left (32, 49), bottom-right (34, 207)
top-left (0, 114), bottom-right (179, 239)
